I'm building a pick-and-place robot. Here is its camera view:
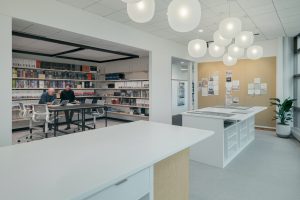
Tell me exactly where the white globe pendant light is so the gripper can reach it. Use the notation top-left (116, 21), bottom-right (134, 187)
top-left (213, 30), bottom-right (232, 46)
top-left (247, 45), bottom-right (263, 60)
top-left (235, 31), bottom-right (254, 48)
top-left (122, 0), bottom-right (141, 3)
top-left (127, 0), bottom-right (155, 23)
top-left (167, 0), bottom-right (202, 32)
top-left (223, 53), bottom-right (237, 66)
top-left (188, 39), bottom-right (207, 58)
top-left (219, 17), bottom-right (242, 39)
top-left (228, 44), bottom-right (244, 58)
top-left (209, 42), bottom-right (225, 57)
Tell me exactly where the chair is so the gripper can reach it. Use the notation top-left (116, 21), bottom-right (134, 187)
top-left (85, 99), bottom-right (105, 129)
top-left (16, 103), bottom-right (33, 143)
top-left (31, 104), bottom-right (54, 139)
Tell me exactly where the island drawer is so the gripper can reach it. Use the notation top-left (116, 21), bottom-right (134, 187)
top-left (84, 168), bottom-right (151, 200)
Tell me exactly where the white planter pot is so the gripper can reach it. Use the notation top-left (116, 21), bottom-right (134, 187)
top-left (276, 124), bottom-right (291, 138)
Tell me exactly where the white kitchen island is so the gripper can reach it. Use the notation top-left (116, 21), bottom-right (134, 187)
top-left (182, 106), bottom-right (266, 168)
top-left (0, 121), bottom-right (213, 200)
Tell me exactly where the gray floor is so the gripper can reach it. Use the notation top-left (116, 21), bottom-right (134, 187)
top-left (12, 119), bottom-right (126, 144)
top-left (190, 130), bottom-right (300, 200)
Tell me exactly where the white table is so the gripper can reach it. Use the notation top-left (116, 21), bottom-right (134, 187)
top-left (0, 121), bottom-right (213, 200)
top-left (182, 106), bottom-right (266, 168)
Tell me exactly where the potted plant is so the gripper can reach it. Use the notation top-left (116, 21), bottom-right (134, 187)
top-left (270, 97), bottom-right (296, 138)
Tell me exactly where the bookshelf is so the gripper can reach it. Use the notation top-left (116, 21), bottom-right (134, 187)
top-left (12, 58), bottom-right (100, 129)
top-left (12, 57), bottom-right (150, 129)
top-left (95, 67), bottom-right (149, 121)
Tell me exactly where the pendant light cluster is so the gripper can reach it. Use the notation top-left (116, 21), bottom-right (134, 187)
top-left (122, 0), bottom-right (263, 66)
top-left (188, 17), bottom-right (264, 66)
top-left (187, 0), bottom-right (263, 66)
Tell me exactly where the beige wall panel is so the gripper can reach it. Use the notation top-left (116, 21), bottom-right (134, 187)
top-left (198, 57), bottom-right (276, 128)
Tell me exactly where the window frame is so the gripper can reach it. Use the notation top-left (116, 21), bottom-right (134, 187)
top-left (293, 34), bottom-right (300, 128)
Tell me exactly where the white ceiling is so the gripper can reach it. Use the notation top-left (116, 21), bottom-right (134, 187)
top-left (12, 19), bottom-right (149, 61)
top-left (57, 0), bottom-right (300, 45)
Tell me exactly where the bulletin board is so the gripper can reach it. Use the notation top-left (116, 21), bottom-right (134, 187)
top-left (198, 57), bottom-right (276, 128)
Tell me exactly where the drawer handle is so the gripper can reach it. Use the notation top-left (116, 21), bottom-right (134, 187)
top-left (115, 179), bottom-right (128, 186)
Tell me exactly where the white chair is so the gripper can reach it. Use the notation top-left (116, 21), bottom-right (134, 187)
top-left (31, 104), bottom-right (55, 139)
top-left (85, 99), bottom-right (105, 129)
top-left (16, 103), bottom-right (33, 143)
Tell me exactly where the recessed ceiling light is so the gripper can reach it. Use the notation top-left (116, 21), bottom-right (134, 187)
top-left (198, 29), bottom-right (204, 33)
top-left (181, 68), bottom-right (188, 71)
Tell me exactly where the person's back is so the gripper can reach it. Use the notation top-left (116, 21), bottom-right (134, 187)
top-left (39, 88), bottom-right (56, 104)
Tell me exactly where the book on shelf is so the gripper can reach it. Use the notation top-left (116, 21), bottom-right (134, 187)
top-left (13, 58), bottom-right (98, 76)
top-left (13, 58), bottom-right (38, 68)
top-left (14, 80), bottom-right (95, 89)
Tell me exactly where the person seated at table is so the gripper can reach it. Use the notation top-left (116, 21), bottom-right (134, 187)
top-left (60, 84), bottom-right (75, 130)
top-left (39, 88), bottom-right (56, 104)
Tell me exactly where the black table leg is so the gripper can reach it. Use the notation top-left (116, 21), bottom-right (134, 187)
top-left (105, 107), bottom-right (108, 127)
top-left (54, 111), bottom-right (58, 137)
top-left (82, 108), bottom-right (85, 132)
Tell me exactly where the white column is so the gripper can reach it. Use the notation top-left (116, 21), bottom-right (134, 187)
top-left (149, 51), bottom-right (172, 124)
top-left (0, 14), bottom-right (12, 146)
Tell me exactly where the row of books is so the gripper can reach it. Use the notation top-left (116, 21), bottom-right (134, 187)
top-left (13, 58), bottom-right (39, 68)
top-left (108, 99), bottom-right (149, 107)
top-left (12, 80), bottom-right (96, 89)
top-left (100, 90), bottom-right (149, 98)
top-left (113, 81), bottom-right (149, 89)
top-left (12, 90), bottom-right (96, 100)
top-left (12, 68), bottom-right (96, 80)
top-left (136, 99), bottom-right (149, 107)
top-left (13, 58), bottom-right (97, 72)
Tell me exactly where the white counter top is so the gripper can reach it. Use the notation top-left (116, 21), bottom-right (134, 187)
top-left (182, 106), bottom-right (267, 121)
top-left (0, 121), bottom-right (213, 200)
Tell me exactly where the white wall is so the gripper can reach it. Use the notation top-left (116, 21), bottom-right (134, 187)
top-left (0, 14), bottom-right (12, 146)
top-left (0, 0), bottom-right (191, 133)
top-left (100, 57), bottom-right (149, 78)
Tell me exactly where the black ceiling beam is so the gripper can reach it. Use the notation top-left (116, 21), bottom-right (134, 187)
top-left (51, 47), bottom-right (85, 57)
top-left (13, 49), bottom-right (138, 64)
top-left (12, 31), bottom-right (139, 58)
top-left (56, 55), bottom-right (138, 64)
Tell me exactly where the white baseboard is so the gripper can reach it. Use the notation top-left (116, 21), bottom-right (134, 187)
top-left (255, 125), bottom-right (276, 131)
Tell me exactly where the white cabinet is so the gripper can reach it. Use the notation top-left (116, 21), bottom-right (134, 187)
top-left (84, 168), bottom-right (151, 200)
top-left (239, 120), bottom-right (249, 148)
top-left (224, 124), bottom-right (239, 162)
top-left (183, 113), bottom-right (258, 168)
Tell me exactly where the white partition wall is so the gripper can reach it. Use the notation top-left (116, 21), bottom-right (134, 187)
top-left (0, 0), bottom-right (190, 131)
top-left (0, 14), bottom-right (12, 146)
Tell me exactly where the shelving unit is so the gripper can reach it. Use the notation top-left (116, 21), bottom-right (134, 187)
top-left (12, 57), bottom-right (150, 129)
top-left (12, 58), bottom-right (100, 129)
top-left (96, 65), bottom-right (149, 121)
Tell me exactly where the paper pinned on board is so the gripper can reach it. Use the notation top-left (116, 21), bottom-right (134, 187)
top-left (232, 80), bottom-right (240, 90)
top-left (202, 87), bottom-right (208, 96)
top-left (254, 78), bottom-right (261, 84)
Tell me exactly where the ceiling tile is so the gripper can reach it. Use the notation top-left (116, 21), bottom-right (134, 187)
top-left (84, 2), bottom-right (116, 16)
